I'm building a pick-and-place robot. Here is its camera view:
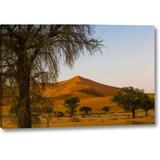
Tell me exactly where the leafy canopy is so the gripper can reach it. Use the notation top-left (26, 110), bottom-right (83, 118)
top-left (79, 106), bottom-right (92, 113)
top-left (1, 25), bottom-right (103, 85)
top-left (112, 87), bottom-right (145, 111)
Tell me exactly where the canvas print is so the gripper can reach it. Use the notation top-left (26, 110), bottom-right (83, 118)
top-left (0, 25), bottom-right (155, 129)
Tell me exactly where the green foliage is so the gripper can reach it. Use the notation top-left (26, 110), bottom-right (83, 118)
top-left (139, 95), bottom-right (154, 116)
top-left (64, 97), bottom-right (80, 117)
top-left (64, 97), bottom-right (80, 107)
top-left (112, 87), bottom-right (145, 118)
top-left (102, 106), bottom-right (110, 113)
top-left (79, 106), bottom-right (92, 115)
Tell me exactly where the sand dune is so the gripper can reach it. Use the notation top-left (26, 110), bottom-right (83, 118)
top-left (39, 76), bottom-right (120, 113)
top-left (43, 76), bottom-right (119, 98)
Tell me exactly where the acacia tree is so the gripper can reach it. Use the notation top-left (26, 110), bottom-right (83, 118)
top-left (64, 97), bottom-right (80, 117)
top-left (112, 87), bottom-right (144, 118)
top-left (1, 25), bottom-right (102, 128)
top-left (79, 106), bottom-right (92, 115)
top-left (140, 95), bottom-right (154, 116)
top-left (9, 95), bottom-right (52, 128)
top-left (102, 106), bottom-right (110, 114)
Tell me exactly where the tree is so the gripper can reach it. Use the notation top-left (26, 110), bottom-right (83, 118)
top-left (9, 105), bottom-right (42, 127)
top-left (64, 97), bottom-right (80, 117)
top-left (31, 106), bottom-right (41, 128)
top-left (39, 97), bottom-right (53, 127)
top-left (140, 95), bottom-right (154, 116)
top-left (1, 25), bottom-right (102, 128)
top-left (79, 106), bottom-right (92, 115)
top-left (102, 106), bottom-right (110, 114)
top-left (112, 87), bottom-right (144, 118)
top-left (9, 105), bottom-right (18, 125)
top-left (42, 106), bottom-right (53, 127)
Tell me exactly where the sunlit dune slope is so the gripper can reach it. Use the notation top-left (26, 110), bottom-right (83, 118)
top-left (41, 76), bottom-right (120, 112)
top-left (43, 76), bottom-right (119, 99)
top-left (2, 76), bottom-right (120, 114)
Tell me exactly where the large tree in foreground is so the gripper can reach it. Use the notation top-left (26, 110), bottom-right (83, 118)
top-left (1, 25), bottom-right (102, 128)
top-left (112, 87), bottom-right (145, 118)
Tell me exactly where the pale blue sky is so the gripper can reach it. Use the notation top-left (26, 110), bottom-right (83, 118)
top-left (58, 25), bottom-right (155, 93)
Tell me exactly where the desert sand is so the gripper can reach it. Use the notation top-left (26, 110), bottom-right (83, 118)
top-left (1, 76), bottom-right (155, 128)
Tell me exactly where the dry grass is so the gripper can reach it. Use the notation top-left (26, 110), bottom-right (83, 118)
top-left (1, 107), bottom-right (154, 128)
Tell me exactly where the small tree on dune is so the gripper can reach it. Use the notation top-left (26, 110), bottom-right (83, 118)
top-left (112, 87), bottom-right (145, 118)
top-left (64, 97), bottom-right (80, 117)
top-left (102, 106), bottom-right (110, 114)
top-left (79, 106), bottom-right (92, 116)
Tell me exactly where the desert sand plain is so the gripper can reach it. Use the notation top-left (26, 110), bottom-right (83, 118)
top-left (1, 76), bottom-right (155, 128)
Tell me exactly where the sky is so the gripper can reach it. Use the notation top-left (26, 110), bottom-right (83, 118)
top-left (58, 25), bottom-right (155, 93)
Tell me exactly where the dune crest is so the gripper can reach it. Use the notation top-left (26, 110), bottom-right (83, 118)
top-left (43, 76), bottom-right (119, 98)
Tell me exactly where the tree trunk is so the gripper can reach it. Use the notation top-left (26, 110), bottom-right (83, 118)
top-left (16, 61), bottom-right (31, 128)
top-left (47, 118), bottom-right (50, 127)
top-left (70, 111), bottom-right (73, 118)
top-left (145, 110), bottom-right (148, 117)
top-left (132, 109), bottom-right (136, 118)
top-left (70, 107), bottom-right (74, 117)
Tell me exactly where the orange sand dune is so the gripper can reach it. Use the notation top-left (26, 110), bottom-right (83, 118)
top-left (2, 76), bottom-right (120, 114)
top-left (43, 76), bottom-right (119, 99)
top-left (40, 76), bottom-right (120, 113)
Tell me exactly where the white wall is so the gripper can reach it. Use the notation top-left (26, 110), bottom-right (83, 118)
top-left (0, 0), bottom-right (159, 160)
